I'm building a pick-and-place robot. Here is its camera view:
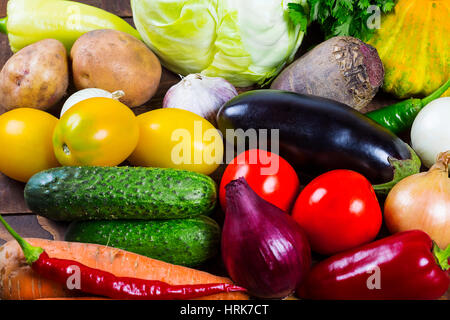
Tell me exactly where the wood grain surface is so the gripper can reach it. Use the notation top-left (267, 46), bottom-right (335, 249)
top-left (0, 0), bottom-right (447, 300)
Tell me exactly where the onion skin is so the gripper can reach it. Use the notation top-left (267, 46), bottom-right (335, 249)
top-left (222, 178), bottom-right (311, 299)
top-left (384, 151), bottom-right (450, 249)
top-left (60, 89), bottom-right (124, 117)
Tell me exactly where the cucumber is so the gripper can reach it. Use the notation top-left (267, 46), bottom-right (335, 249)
top-left (25, 166), bottom-right (217, 221)
top-left (65, 216), bottom-right (221, 267)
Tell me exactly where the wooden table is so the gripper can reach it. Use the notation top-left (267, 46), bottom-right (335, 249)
top-left (0, 0), bottom-right (448, 300)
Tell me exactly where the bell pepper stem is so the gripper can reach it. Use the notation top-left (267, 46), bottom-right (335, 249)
top-left (433, 242), bottom-right (450, 271)
top-left (0, 17), bottom-right (7, 34)
top-left (0, 215), bottom-right (43, 265)
top-left (421, 79), bottom-right (450, 106)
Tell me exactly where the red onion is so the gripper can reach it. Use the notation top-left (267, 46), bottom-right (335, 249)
top-left (163, 74), bottom-right (238, 127)
top-left (222, 177), bottom-right (311, 299)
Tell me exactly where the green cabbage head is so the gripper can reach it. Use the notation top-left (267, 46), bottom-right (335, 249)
top-left (131, 0), bottom-right (307, 87)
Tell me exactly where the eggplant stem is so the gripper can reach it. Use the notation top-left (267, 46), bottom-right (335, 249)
top-left (372, 145), bottom-right (421, 196)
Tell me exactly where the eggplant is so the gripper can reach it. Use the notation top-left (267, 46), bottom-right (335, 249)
top-left (217, 90), bottom-right (421, 195)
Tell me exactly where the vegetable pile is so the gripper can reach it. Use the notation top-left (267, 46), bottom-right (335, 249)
top-left (0, 0), bottom-right (448, 301)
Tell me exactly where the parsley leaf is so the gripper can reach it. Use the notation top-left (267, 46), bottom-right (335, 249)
top-left (287, 0), bottom-right (397, 41)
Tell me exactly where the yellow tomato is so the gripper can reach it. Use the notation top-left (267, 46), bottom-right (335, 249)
top-left (129, 108), bottom-right (223, 175)
top-left (53, 97), bottom-right (139, 166)
top-left (0, 108), bottom-right (59, 182)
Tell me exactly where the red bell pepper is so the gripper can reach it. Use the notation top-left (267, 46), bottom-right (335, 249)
top-left (297, 230), bottom-right (450, 300)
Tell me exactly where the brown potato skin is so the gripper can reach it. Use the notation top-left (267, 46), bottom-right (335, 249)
top-left (0, 39), bottom-right (69, 111)
top-left (71, 29), bottom-right (162, 108)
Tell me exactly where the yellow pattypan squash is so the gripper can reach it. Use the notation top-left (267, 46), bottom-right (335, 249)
top-left (369, 0), bottom-right (449, 98)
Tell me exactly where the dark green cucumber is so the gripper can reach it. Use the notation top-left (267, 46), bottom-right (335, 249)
top-left (65, 216), bottom-right (221, 267)
top-left (25, 166), bottom-right (217, 221)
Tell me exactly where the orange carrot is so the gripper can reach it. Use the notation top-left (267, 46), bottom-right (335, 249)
top-left (0, 238), bottom-right (248, 300)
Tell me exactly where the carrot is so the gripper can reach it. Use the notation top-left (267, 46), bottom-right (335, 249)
top-left (0, 238), bottom-right (248, 300)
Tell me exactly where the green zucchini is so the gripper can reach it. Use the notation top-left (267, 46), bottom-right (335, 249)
top-left (65, 216), bottom-right (221, 267)
top-left (25, 166), bottom-right (217, 221)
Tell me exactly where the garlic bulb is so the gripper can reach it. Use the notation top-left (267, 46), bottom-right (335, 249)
top-left (60, 89), bottom-right (124, 117)
top-left (163, 74), bottom-right (238, 126)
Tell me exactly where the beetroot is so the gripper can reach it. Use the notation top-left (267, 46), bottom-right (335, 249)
top-left (271, 36), bottom-right (384, 110)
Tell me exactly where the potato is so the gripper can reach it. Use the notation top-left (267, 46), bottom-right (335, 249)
top-left (0, 39), bottom-right (69, 111)
top-left (71, 29), bottom-right (162, 108)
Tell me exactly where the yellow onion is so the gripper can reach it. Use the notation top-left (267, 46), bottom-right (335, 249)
top-left (384, 151), bottom-right (450, 249)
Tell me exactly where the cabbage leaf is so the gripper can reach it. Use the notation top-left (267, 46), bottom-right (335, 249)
top-left (131, 0), bottom-right (308, 87)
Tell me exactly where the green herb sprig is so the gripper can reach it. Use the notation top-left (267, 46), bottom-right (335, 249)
top-left (288, 0), bottom-right (397, 41)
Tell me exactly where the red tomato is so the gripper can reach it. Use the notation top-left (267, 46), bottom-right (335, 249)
top-left (292, 170), bottom-right (382, 255)
top-left (220, 149), bottom-right (300, 212)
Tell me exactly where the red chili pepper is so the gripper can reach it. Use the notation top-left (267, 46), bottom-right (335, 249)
top-left (297, 230), bottom-right (450, 300)
top-left (0, 216), bottom-right (246, 300)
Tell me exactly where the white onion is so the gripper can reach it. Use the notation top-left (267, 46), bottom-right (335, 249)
top-left (411, 97), bottom-right (450, 168)
top-left (60, 89), bottom-right (125, 117)
top-left (163, 74), bottom-right (238, 126)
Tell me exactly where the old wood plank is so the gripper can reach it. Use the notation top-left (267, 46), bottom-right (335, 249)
top-left (0, 34), bottom-right (11, 75)
top-left (0, 0), bottom-right (5, 18)
top-left (0, 174), bottom-right (30, 214)
top-left (0, 214), bottom-right (54, 245)
top-left (99, 0), bottom-right (132, 17)
top-left (77, 0), bottom-right (133, 17)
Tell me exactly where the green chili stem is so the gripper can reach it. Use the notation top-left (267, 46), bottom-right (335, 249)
top-left (421, 79), bottom-right (450, 106)
top-left (0, 215), bottom-right (43, 265)
top-left (367, 78), bottom-right (450, 133)
top-left (0, 17), bottom-right (7, 34)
